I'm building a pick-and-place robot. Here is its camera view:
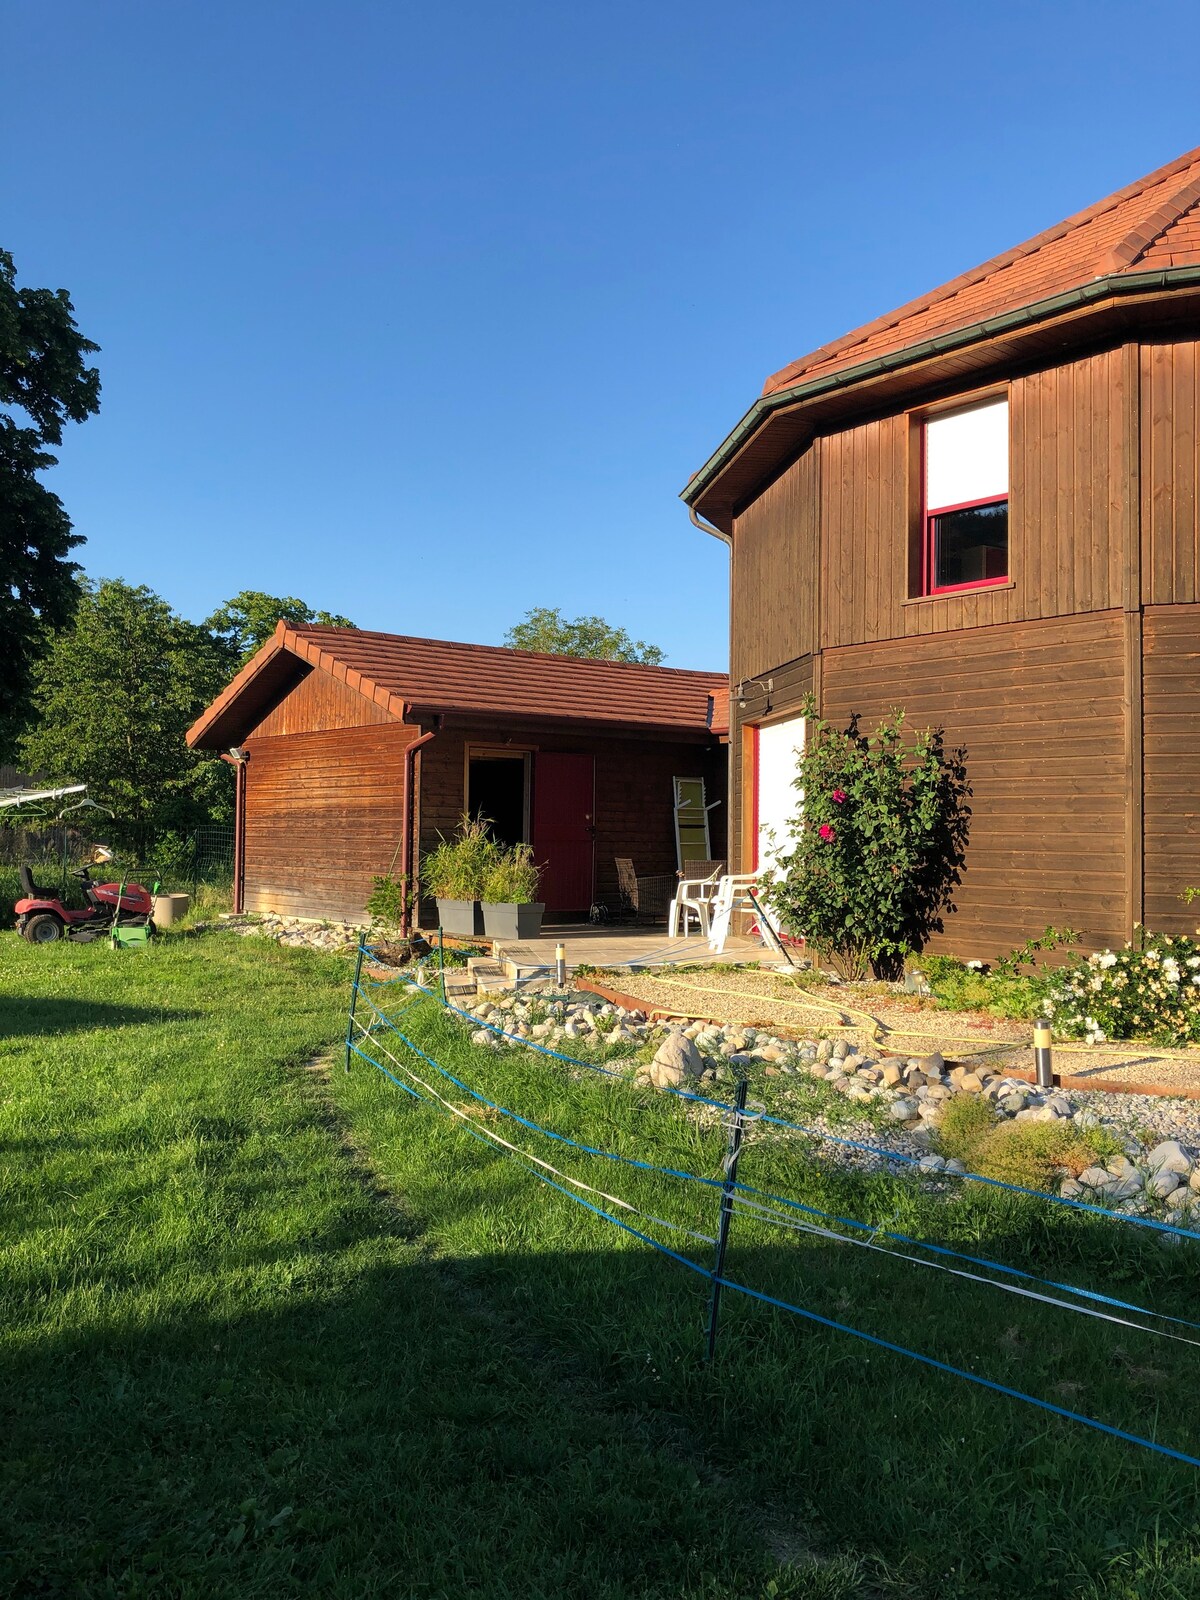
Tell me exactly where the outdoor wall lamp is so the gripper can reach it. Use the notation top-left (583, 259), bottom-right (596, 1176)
top-left (227, 747), bottom-right (250, 761)
top-left (735, 677), bottom-right (774, 711)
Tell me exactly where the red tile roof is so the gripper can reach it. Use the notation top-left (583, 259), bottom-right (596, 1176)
top-left (763, 145), bottom-right (1200, 397)
top-left (187, 623), bottom-right (728, 748)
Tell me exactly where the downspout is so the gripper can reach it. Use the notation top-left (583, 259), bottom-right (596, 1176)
top-left (219, 750), bottom-right (249, 914)
top-left (690, 506), bottom-right (736, 876)
top-left (400, 715), bottom-right (443, 935)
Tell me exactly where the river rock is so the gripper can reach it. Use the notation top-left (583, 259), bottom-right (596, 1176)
top-left (648, 1030), bottom-right (706, 1089)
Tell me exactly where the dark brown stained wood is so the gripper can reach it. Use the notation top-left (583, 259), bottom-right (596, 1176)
top-left (248, 664), bottom-right (397, 738)
top-left (1141, 338), bottom-right (1200, 605)
top-left (1142, 605), bottom-right (1200, 929)
top-left (242, 723), bottom-right (418, 920)
top-left (821, 613), bottom-right (1128, 955)
top-left (727, 654), bottom-right (813, 876)
top-left (730, 443), bottom-right (819, 681)
top-left (416, 723), bottom-right (726, 916)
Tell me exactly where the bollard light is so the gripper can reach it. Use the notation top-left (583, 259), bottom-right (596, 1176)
top-left (555, 942), bottom-right (567, 988)
top-left (1033, 1017), bottom-right (1054, 1090)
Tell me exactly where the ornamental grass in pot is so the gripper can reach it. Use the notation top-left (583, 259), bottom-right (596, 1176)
top-left (481, 843), bottom-right (545, 941)
top-left (422, 814), bottom-right (497, 937)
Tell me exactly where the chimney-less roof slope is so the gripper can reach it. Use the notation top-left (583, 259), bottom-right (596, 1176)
top-left (763, 145), bottom-right (1200, 398)
top-left (187, 623), bottom-right (727, 749)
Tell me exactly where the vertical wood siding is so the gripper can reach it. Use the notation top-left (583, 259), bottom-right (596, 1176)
top-left (242, 724), bottom-right (417, 920)
top-left (249, 665), bottom-right (397, 738)
top-left (731, 444), bottom-right (819, 679)
top-left (1143, 604), bottom-right (1200, 930)
top-left (1142, 340), bottom-right (1200, 604)
top-left (727, 655), bottom-right (813, 876)
top-left (821, 613), bottom-right (1129, 955)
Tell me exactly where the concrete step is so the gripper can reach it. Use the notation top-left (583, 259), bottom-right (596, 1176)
top-left (466, 957), bottom-right (514, 994)
top-left (443, 970), bottom-right (478, 1001)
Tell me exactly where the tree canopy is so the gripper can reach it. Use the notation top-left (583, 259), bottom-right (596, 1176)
top-left (205, 590), bottom-right (356, 666)
top-left (0, 248), bottom-right (101, 758)
top-left (503, 607), bottom-right (664, 665)
top-left (19, 579), bottom-right (233, 856)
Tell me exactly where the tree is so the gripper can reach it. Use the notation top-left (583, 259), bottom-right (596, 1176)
top-left (763, 706), bottom-right (971, 980)
top-left (19, 579), bottom-right (232, 858)
top-left (503, 607), bottom-right (664, 665)
top-left (0, 249), bottom-right (101, 757)
top-left (205, 590), bottom-right (356, 666)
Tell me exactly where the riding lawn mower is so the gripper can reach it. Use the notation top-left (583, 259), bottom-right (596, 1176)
top-left (15, 847), bottom-right (159, 947)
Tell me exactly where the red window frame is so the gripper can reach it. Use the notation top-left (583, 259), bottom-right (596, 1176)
top-left (922, 492), bottom-right (1010, 596)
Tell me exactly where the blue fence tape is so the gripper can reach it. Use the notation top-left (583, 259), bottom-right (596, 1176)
top-left (350, 984), bottom-right (1200, 1340)
top-left (363, 960), bottom-right (1200, 1247)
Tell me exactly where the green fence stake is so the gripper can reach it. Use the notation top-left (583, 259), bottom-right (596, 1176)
top-left (437, 927), bottom-right (446, 1005)
top-left (706, 1069), bottom-right (749, 1361)
top-left (345, 943), bottom-right (365, 1073)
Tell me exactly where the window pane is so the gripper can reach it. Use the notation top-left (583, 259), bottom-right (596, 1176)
top-left (925, 398), bottom-right (1008, 509)
top-left (933, 500), bottom-right (1008, 588)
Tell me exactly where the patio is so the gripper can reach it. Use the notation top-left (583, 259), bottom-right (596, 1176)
top-left (492, 921), bottom-right (772, 982)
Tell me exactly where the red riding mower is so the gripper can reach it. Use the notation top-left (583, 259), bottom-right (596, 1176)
top-left (15, 848), bottom-right (158, 946)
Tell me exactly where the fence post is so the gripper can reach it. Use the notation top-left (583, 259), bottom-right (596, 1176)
top-left (345, 943), bottom-right (365, 1073)
top-left (706, 1069), bottom-right (749, 1361)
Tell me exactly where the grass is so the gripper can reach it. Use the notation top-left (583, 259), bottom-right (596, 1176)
top-left (4, 933), bottom-right (1200, 1596)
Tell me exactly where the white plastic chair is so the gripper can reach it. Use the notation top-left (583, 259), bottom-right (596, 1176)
top-left (707, 873), bottom-right (768, 953)
top-left (667, 867), bottom-right (723, 937)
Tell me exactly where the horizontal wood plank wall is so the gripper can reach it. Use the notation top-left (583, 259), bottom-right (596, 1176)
top-left (418, 725), bottom-right (727, 916)
top-left (821, 613), bottom-right (1128, 955)
top-left (730, 443), bottom-right (819, 680)
top-left (1143, 605), bottom-right (1200, 930)
top-left (1142, 339), bottom-right (1200, 604)
top-left (728, 654), bottom-right (813, 875)
top-left (242, 724), bottom-right (416, 920)
top-left (249, 664), bottom-right (396, 738)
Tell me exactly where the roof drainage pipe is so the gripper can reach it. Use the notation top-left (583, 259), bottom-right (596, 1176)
top-left (400, 715), bottom-right (443, 936)
top-left (689, 505), bottom-right (732, 548)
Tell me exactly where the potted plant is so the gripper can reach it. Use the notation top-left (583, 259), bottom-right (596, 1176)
top-left (481, 843), bottom-right (545, 941)
top-left (421, 814), bottom-right (497, 937)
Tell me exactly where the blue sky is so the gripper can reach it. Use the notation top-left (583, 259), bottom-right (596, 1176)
top-left (5, 1), bottom-right (1200, 669)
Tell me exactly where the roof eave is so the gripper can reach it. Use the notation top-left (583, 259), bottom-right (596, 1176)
top-left (681, 266), bottom-right (1200, 528)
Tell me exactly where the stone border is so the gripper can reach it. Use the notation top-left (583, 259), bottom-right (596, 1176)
top-left (576, 979), bottom-right (1200, 1104)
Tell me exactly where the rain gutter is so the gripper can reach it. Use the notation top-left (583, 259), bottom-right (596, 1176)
top-left (681, 266), bottom-right (1200, 511)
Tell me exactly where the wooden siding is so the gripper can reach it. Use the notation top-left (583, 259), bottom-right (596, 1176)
top-left (820, 613), bottom-right (1129, 955)
top-left (248, 664), bottom-right (397, 738)
top-left (417, 725), bottom-right (726, 917)
top-left (728, 654), bottom-right (814, 876)
top-left (1142, 339), bottom-right (1200, 604)
top-left (1143, 605), bottom-right (1200, 929)
top-left (731, 444), bottom-right (819, 680)
top-left (242, 724), bottom-right (417, 920)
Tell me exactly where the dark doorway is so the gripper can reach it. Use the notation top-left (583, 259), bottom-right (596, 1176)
top-left (531, 753), bottom-right (595, 914)
top-left (467, 753), bottom-right (528, 848)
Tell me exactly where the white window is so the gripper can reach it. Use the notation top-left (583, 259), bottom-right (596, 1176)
top-left (923, 397), bottom-right (1009, 594)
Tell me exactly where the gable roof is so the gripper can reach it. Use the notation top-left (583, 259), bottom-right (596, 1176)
top-left (187, 623), bottom-right (728, 749)
top-left (764, 145), bottom-right (1200, 396)
top-left (685, 145), bottom-right (1200, 525)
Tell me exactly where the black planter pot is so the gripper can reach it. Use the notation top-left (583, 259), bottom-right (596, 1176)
top-left (436, 898), bottom-right (484, 937)
top-left (481, 902), bottom-right (545, 941)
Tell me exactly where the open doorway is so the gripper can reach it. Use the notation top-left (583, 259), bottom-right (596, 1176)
top-left (466, 750), bottom-right (529, 848)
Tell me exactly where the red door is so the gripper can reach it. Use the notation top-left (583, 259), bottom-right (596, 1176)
top-left (531, 754), bottom-right (595, 914)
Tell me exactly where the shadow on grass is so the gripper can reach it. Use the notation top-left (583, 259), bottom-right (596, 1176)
top-left (0, 997), bottom-right (201, 1040)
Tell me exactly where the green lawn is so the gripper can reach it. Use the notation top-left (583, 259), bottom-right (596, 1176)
top-left (3, 934), bottom-right (1200, 1598)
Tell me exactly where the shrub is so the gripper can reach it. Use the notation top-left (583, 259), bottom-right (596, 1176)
top-left (937, 1093), bottom-right (999, 1164)
top-left (763, 706), bottom-right (971, 981)
top-left (921, 954), bottom-right (1053, 1022)
top-left (1048, 931), bottom-right (1200, 1046)
top-left (938, 1094), bottom-right (1122, 1189)
top-left (480, 843), bottom-right (542, 905)
top-left (366, 873), bottom-right (413, 928)
top-left (422, 814), bottom-right (500, 901)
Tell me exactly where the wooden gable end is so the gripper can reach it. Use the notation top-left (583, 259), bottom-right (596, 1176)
top-left (246, 663), bottom-right (398, 739)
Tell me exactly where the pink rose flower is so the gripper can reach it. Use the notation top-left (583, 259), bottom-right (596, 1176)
top-left (831, 788), bottom-right (847, 804)
top-left (818, 823), bottom-right (836, 842)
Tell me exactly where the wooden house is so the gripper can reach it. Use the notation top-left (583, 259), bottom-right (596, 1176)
top-left (186, 624), bottom-right (727, 926)
top-left (684, 145), bottom-right (1200, 956)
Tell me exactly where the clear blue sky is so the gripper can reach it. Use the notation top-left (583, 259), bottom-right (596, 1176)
top-left (5, 1), bottom-right (1199, 670)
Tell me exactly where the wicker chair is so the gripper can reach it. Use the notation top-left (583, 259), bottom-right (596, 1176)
top-left (614, 858), bottom-right (676, 923)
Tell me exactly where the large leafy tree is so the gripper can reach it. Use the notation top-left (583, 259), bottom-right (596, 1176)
top-left (206, 589), bottom-right (356, 666)
top-left (0, 249), bottom-right (101, 758)
top-left (504, 606), bottom-right (664, 665)
top-left (19, 579), bottom-right (232, 857)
